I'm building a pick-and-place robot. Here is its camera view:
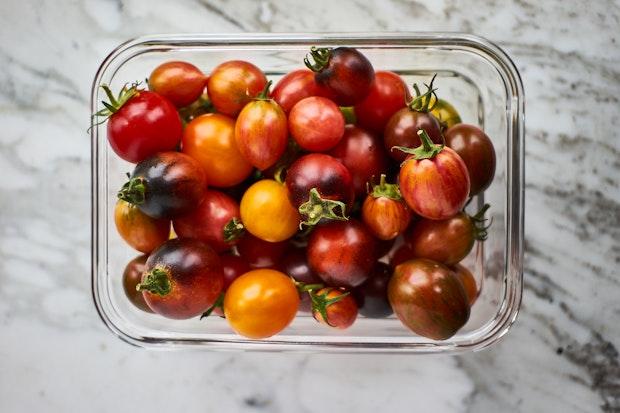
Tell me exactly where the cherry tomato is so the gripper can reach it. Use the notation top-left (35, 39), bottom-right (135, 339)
top-left (390, 243), bottom-right (416, 269)
top-left (311, 288), bottom-right (358, 329)
top-left (305, 46), bottom-right (375, 106)
top-left (361, 175), bottom-right (412, 240)
top-left (307, 219), bottom-right (377, 288)
top-left (236, 233), bottom-right (288, 268)
top-left (285, 154), bottom-right (354, 227)
top-left (137, 238), bottom-right (224, 319)
top-left (235, 86), bottom-right (288, 170)
top-left (445, 124), bottom-right (496, 196)
top-left (451, 263), bottom-right (478, 306)
top-left (224, 269), bottom-right (299, 339)
top-left (240, 179), bottom-right (300, 242)
top-left (118, 152), bottom-right (207, 219)
top-left (388, 258), bottom-right (470, 340)
top-left (96, 85), bottom-right (182, 163)
top-left (173, 190), bottom-right (240, 252)
top-left (354, 71), bottom-right (409, 134)
top-left (220, 254), bottom-right (251, 290)
top-left (207, 60), bottom-right (267, 116)
top-left (122, 255), bottom-right (153, 313)
top-left (288, 96), bottom-right (345, 152)
top-left (279, 245), bottom-right (321, 284)
top-left (429, 97), bottom-right (462, 129)
top-left (354, 263), bottom-right (393, 318)
top-left (329, 125), bottom-right (389, 197)
top-left (148, 61), bottom-right (207, 108)
top-left (271, 69), bottom-right (331, 113)
top-left (398, 131), bottom-right (470, 220)
top-left (182, 113), bottom-right (253, 187)
top-left (114, 199), bottom-right (169, 253)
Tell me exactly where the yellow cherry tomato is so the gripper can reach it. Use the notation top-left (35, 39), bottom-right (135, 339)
top-left (429, 97), bottom-right (462, 129)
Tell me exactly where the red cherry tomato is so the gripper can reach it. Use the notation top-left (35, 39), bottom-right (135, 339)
top-left (271, 69), bottom-right (331, 113)
top-left (173, 190), bottom-right (241, 252)
top-left (236, 233), bottom-right (288, 269)
top-left (390, 243), bottom-right (416, 269)
top-left (450, 263), bottom-right (478, 306)
top-left (361, 175), bottom-right (412, 240)
top-left (354, 71), bottom-right (409, 134)
top-left (207, 60), bottom-right (267, 116)
top-left (148, 61), bottom-right (207, 108)
top-left (97, 85), bottom-right (182, 163)
top-left (311, 288), bottom-right (358, 329)
top-left (329, 125), bottom-right (389, 197)
top-left (220, 254), bottom-right (251, 290)
top-left (288, 96), bottom-right (345, 152)
top-left (122, 255), bottom-right (153, 313)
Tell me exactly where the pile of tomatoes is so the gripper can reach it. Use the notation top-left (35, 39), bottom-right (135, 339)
top-left (99, 46), bottom-right (496, 341)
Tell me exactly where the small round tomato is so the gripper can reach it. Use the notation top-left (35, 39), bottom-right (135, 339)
top-left (288, 96), bottom-right (345, 152)
top-left (429, 97), bottom-right (462, 129)
top-left (305, 46), bottom-right (375, 106)
top-left (354, 263), bottom-right (393, 318)
top-left (271, 69), bottom-right (331, 113)
top-left (307, 219), bottom-right (377, 288)
top-left (361, 175), bottom-right (412, 240)
top-left (397, 131), bottom-right (470, 220)
top-left (451, 263), bottom-right (478, 306)
top-left (118, 152), bottom-right (207, 219)
top-left (329, 125), bottom-right (389, 197)
top-left (311, 288), bottom-right (358, 329)
top-left (390, 243), bottom-right (416, 269)
top-left (388, 258), bottom-right (470, 340)
top-left (173, 190), bottom-right (241, 252)
top-left (137, 238), bottom-right (224, 319)
top-left (354, 71), bottom-right (409, 134)
top-left (224, 269), bottom-right (299, 339)
top-left (114, 199), bottom-right (170, 253)
top-left (235, 86), bottom-right (288, 170)
top-left (240, 179), bottom-right (300, 242)
top-left (182, 113), bottom-right (253, 187)
top-left (207, 60), bottom-right (267, 116)
top-left (122, 255), bottom-right (153, 313)
top-left (148, 61), bottom-right (207, 108)
top-left (220, 254), bottom-right (251, 290)
top-left (279, 245), bottom-right (321, 284)
top-left (96, 85), bottom-right (182, 163)
top-left (445, 124), bottom-right (496, 196)
top-left (236, 233), bottom-right (288, 268)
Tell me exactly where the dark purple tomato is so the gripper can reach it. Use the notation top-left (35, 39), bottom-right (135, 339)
top-left (384, 109), bottom-right (443, 162)
top-left (122, 254), bottom-right (153, 313)
top-left (280, 246), bottom-right (321, 284)
top-left (354, 262), bottom-right (393, 318)
top-left (236, 233), bottom-right (288, 269)
top-left (220, 254), bottom-right (251, 290)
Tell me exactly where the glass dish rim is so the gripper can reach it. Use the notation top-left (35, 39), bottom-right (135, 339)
top-left (90, 32), bottom-right (524, 354)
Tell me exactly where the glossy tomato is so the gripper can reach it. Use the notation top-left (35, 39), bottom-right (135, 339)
top-left (236, 233), bottom-right (288, 268)
top-left (114, 199), bottom-right (169, 253)
top-left (288, 96), bottom-right (345, 152)
top-left (122, 255), bottom-right (153, 313)
top-left (329, 125), bottom-right (389, 197)
top-left (271, 69), bottom-right (331, 113)
top-left (307, 219), bottom-right (377, 288)
top-left (235, 84), bottom-right (288, 170)
top-left (311, 288), bottom-right (358, 329)
top-left (220, 254), bottom-right (251, 290)
top-left (429, 97), bottom-right (462, 129)
top-left (354, 262), bottom-right (393, 318)
top-left (398, 130), bottom-right (470, 220)
top-left (96, 84), bottom-right (182, 163)
top-left (224, 269), bottom-right (299, 339)
top-left (182, 113), bottom-right (253, 187)
top-left (305, 46), bottom-right (375, 106)
top-left (390, 242), bottom-right (416, 269)
top-left (207, 60), bottom-right (267, 116)
top-left (445, 124), bottom-right (496, 196)
top-left (173, 190), bottom-right (241, 252)
top-left (361, 175), bottom-right (412, 240)
top-left (118, 152), bottom-right (207, 219)
top-left (148, 61), bottom-right (207, 108)
top-left (451, 263), bottom-right (478, 306)
top-left (388, 258), bottom-right (470, 340)
top-left (137, 238), bottom-right (224, 319)
top-left (354, 71), bottom-right (409, 134)
top-left (240, 179), bottom-right (300, 242)
top-left (279, 245), bottom-right (321, 284)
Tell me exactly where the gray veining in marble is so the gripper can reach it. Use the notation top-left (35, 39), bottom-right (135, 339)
top-left (1, 0), bottom-right (619, 412)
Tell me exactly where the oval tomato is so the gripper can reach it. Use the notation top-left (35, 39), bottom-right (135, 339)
top-left (122, 255), bottom-right (153, 313)
top-left (114, 199), bottom-right (170, 253)
top-left (148, 61), bottom-right (207, 108)
top-left (361, 175), bottom-right (412, 240)
top-left (182, 113), bottom-right (253, 187)
top-left (207, 60), bottom-right (267, 116)
top-left (236, 233), bottom-right (288, 269)
top-left (288, 96), bottom-right (345, 152)
top-left (354, 71), bottom-right (409, 134)
top-left (311, 288), bottom-right (358, 329)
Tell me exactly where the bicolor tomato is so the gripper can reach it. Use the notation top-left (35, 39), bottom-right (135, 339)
top-left (361, 175), bottom-right (412, 240)
top-left (207, 60), bottom-right (267, 116)
top-left (114, 199), bottom-right (170, 253)
top-left (148, 61), bottom-right (207, 108)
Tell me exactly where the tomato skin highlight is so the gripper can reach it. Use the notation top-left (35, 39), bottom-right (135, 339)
top-left (224, 269), bottom-right (300, 339)
top-left (240, 180), bottom-right (300, 242)
top-left (114, 199), bottom-right (170, 253)
top-left (236, 233), bottom-right (288, 269)
top-left (207, 60), bottom-right (267, 116)
top-left (450, 263), bottom-right (478, 306)
top-left (354, 71), bottom-right (409, 134)
top-left (182, 113), bottom-right (253, 187)
top-left (235, 99), bottom-right (288, 170)
top-left (384, 109), bottom-right (443, 162)
top-left (173, 190), bottom-right (240, 252)
top-left (312, 288), bottom-right (358, 329)
top-left (148, 61), bottom-right (207, 108)
top-left (388, 258), bottom-right (470, 340)
top-left (122, 255), bottom-right (154, 313)
top-left (107, 90), bottom-right (182, 163)
top-left (140, 238), bottom-right (224, 319)
top-left (288, 96), bottom-right (345, 152)
top-left (362, 196), bottom-right (412, 241)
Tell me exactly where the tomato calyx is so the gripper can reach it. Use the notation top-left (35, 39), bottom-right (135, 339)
top-left (93, 82), bottom-right (142, 123)
top-left (393, 129), bottom-right (444, 162)
top-left (298, 188), bottom-right (349, 229)
top-left (304, 46), bottom-right (332, 72)
top-left (117, 176), bottom-right (147, 206)
top-left (136, 267), bottom-right (171, 296)
top-left (407, 74), bottom-right (438, 113)
top-left (368, 174), bottom-right (402, 200)
top-left (309, 288), bottom-right (350, 327)
top-left (200, 292), bottom-right (225, 319)
top-left (223, 217), bottom-right (245, 243)
top-left (470, 203), bottom-right (492, 241)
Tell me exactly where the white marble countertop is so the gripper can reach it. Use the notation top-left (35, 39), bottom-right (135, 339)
top-left (1, 0), bottom-right (619, 412)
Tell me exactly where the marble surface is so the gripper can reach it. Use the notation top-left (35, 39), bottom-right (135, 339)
top-left (1, 0), bottom-right (619, 412)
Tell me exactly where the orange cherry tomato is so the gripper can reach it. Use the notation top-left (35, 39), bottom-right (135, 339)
top-left (148, 61), bottom-right (207, 108)
top-left (114, 200), bottom-right (169, 253)
top-left (224, 269), bottom-right (299, 339)
top-left (182, 113), bottom-right (253, 187)
top-left (207, 60), bottom-right (267, 117)
top-left (451, 263), bottom-right (478, 306)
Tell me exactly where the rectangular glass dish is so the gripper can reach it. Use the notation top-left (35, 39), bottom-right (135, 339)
top-left (91, 33), bottom-right (524, 353)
